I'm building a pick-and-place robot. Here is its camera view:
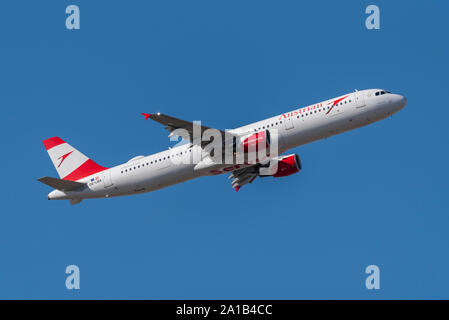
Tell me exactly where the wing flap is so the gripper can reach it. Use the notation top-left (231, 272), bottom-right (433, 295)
top-left (229, 165), bottom-right (260, 191)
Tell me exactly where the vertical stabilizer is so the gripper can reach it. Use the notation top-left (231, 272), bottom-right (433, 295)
top-left (42, 137), bottom-right (108, 181)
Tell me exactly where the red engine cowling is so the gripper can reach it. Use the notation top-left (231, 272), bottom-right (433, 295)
top-left (272, 154), bottom-right (301, 178)
top-left (240, 130), bottom-right (271, 153)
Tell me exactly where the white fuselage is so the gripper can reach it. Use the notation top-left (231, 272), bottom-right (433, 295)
top-left (48, 89), bottom-right (406, 201)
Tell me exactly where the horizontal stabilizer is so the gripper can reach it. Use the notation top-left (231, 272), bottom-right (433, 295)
top-left (38, 176), bottom-right (86, 191)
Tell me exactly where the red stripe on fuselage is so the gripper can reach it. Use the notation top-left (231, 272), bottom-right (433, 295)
top-left (63, 159), bottom-right (108, 181)
top-left (42, 137), bottom-right (65, 150)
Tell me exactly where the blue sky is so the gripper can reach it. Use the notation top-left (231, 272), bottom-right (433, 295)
top-left (0, 0), bottom-right (448, 299)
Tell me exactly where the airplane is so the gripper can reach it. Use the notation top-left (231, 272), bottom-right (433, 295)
top-left (38, 89), bottom-right (406, 205)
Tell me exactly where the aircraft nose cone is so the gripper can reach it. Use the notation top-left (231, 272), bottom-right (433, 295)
top-left (393, 94), bottom-right (407, 111)
top-left (398, 95), bottom-right (407, 108)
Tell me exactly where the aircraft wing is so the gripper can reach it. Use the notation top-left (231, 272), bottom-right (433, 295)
top-left (142, 113), bottom-right (238, 148)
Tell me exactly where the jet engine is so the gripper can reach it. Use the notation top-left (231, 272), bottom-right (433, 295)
top-left (259, 154), bottom-right (301, 178)
top-left (239, 130), bottom-right (271, 153)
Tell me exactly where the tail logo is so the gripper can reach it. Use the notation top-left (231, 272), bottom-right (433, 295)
top-left (57, 151), bottom-right (74, 168)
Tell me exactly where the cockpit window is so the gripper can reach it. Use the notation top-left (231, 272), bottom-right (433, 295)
top-left (375, 92), bottom-right (380, 96)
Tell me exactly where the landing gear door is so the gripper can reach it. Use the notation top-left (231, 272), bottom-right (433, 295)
top-left (355, 91), bottom-right (366, 108)
top-left (103, 170), bottom-right (113, 188)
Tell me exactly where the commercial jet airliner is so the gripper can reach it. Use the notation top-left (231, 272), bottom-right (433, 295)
top-left (38, 89), bottom-right (406, 204)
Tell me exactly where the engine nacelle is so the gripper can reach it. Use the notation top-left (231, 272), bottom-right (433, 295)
top-left (260, 154), bottom-right (301, 178)
top-left (239, 130), bottom-right (271, 154)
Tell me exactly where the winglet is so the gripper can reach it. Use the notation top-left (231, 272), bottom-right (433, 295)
top-left (235, 187), bottom-right (240, 192)
top-left (141, 113), bottom-right (151, 120)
